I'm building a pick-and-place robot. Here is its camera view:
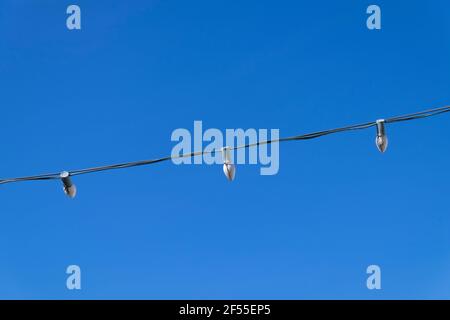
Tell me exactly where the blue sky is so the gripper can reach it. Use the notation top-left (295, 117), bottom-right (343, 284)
top-left (0, 0), bottom-right (450, 299)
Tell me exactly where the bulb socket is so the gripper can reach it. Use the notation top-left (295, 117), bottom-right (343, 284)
top-left (221, 146), bottom-right (232, 164)
top-left (376, 119), bottom-right (386, 137)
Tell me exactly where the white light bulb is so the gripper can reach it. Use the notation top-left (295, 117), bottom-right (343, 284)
top-left (60, 171), bottom-right (77, 198)
top-left (223, 163), bottom-right (236, 181)
top-left (221, 147), bottom-right (236, 181)
top-left (375, 119), bottom-right (388, 153)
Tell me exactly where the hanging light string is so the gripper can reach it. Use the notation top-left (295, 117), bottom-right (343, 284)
top-left (0, 106), bottom-right (449, 192)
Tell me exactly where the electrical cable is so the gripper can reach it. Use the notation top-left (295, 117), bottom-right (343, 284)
top-left (1, 105), bottom-right (449, 188)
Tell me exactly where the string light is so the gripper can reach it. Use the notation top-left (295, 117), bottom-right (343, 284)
top-left (221, 146), bottom-right (236, 181)
top-left (375, 119), bottom-right (388, 153)
top-left (0, 106), bottom-right (449, 196)
top-left (60, 171), bottom-right (77, 198)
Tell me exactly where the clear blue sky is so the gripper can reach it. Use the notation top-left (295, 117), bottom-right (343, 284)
top-left (0, 0), bottom-right (449, 299)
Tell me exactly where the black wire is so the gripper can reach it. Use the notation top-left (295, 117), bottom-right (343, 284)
top-left (1, 106), bottom-right (449, 186)
top-left (0, 173), bottom-right (60, 184)
top-left (385, 106), bottom-right (450, 123)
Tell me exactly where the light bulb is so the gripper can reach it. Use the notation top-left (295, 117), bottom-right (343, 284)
top-left (375, 119), bottom-right (388, 153)
top-left (221, 147), bottom-right (236, 181)
top-left (223, 163), bottom-right (236, 181)
top-left (60, 171), bottom-right (77, 198)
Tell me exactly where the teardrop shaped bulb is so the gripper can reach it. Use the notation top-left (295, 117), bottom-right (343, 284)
top-left (223, 163), bottom-right (236, 181)
top-left (376, 135), bottom-right (388, 153)
top-left (64, 184), bottom-right (77, 198)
